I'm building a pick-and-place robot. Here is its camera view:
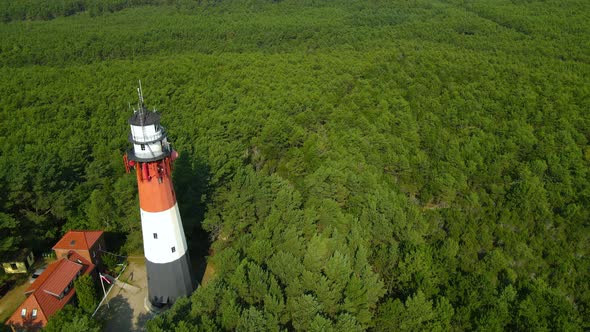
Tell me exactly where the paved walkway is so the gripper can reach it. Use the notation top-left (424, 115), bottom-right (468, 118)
top-left (98, 258), bottom-right (153, 332)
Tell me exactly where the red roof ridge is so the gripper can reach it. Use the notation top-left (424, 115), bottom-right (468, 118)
top-left (29, 294), bottom-right (47, 320)
top-left (80, 231), bottom-right (89, 249)
top-left (83, 230), bottom-right (103, 248)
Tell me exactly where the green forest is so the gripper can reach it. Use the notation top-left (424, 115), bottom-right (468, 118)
top-left (0, 0), bottom-right (589, 330)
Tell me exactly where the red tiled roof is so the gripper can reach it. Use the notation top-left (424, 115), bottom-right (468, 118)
top-left (6, 293), bottom-right (47, 329)
top-left (25, 260), bottom-right (60, 295)
top-left (42, 260), bottom-right (82, 297)
top-left (66, 251), bottom-right (92, 266)
top-left (6, 251), bottom-right (95, 330)
top-left (34, 277), bottom-right (77, 318)
top-left (52, 230), bottom-right (104, 251)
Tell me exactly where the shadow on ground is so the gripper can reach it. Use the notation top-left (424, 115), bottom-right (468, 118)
top-left (188, 222), bottom-right (210, 287)
top-left (101, 293), bottom-right (154, 332)
top-left (136, 311), bottom-right (153, 330)
top-left (101, 295), bottom-right (134, 332)
top-left (173, 152), bottom-right (213, 286)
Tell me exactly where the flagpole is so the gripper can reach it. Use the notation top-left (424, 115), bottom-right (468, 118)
top-left (99, 273), bottom-right (110, 308)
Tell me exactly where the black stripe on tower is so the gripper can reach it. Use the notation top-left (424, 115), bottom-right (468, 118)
top-left (146, 251), bottom-right (196, 306)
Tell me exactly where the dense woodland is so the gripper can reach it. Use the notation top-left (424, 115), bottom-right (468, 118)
top-left (0, 0), bottom-right (589, 330)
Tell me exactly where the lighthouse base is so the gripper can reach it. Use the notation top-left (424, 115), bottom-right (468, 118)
top-left (145, 252), bottom-right (195, 306)
top-left (144, 296), bottom-right (169, 314)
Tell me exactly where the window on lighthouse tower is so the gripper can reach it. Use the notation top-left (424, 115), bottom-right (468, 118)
top-left (141, 144), bottom-right (146, 151)
top-left (171, 247), bottom-right (176, 253)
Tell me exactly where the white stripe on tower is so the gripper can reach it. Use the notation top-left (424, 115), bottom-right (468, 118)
top-left (140, 203), bottom-right (188, 264)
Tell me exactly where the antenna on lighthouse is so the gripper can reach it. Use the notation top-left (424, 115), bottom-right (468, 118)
top-left (137, 80), bottom-right (145, 113)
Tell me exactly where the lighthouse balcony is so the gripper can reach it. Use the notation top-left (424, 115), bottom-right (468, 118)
top-left (127, 147), bottom-right (172, 162)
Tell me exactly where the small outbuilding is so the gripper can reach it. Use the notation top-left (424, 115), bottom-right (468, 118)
top-left (1, 249), bottom-right (34, 274)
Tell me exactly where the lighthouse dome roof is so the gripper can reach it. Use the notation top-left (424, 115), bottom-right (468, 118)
top-left (128, 110), bottom-right (161, 126)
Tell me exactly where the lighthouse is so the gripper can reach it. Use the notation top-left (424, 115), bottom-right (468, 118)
top-left (124, 83), bottom-right (195, 307)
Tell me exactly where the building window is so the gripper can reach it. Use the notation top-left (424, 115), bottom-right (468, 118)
top-left (10, 263), bottom-right (17, 270)
top-left (141, 144), bottom-right (146, 150)
top-left (171, 247), bottom-right (176, 253)
top-left (32, 309), bottom-right (37, 319)
top-left (21, 309), bottom-right (26, 317)
top-left (153, 233), bottom-right (158, 239)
